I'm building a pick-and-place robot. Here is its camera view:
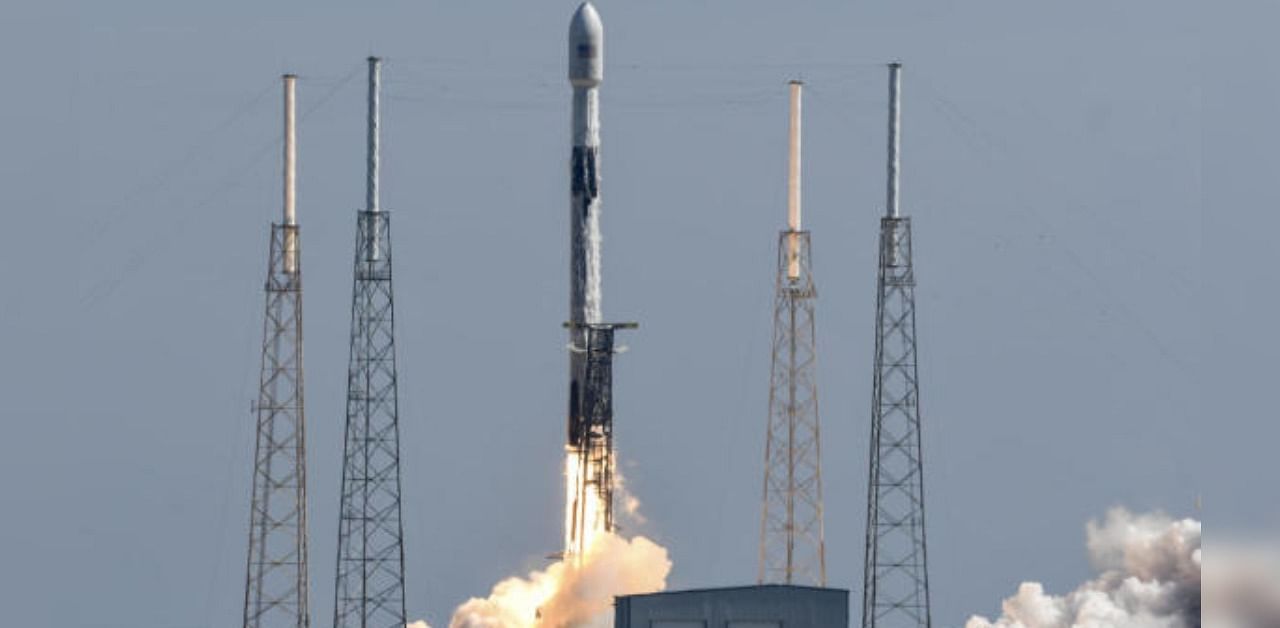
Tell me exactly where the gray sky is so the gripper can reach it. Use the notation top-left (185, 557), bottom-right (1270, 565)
top-left (0, 1), bottom-right (1252, 627)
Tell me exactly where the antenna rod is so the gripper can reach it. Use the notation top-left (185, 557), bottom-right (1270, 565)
top-left (788, 80), bottom-right (803, 230)
top-left (283, 74), bottom-right (297, 226)
top-left (366, 58), bottom-right (382, 262)
top-left (282, 74), bottom-right (298, 274)
top-left (886, 62), bottom-right (901, 218)
top-left (367, 57), bottom-right (381, 215)
top-left (787, 80), bottom-right (803, 280)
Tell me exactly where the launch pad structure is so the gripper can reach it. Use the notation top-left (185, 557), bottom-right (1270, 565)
top-left (228, 9), bottom-right (940, 628)
top-left (861, 62), bottom-right (933, 628)
top-left (332, 57), bottom-right (409, 628)
top-left (759, 80), bottom-right (827, 588)
top-left (242, 75), bottom-right (310, 628)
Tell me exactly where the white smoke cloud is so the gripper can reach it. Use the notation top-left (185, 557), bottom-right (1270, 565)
top-left (965, 508), bottom-right (1280, 628)
top-left (965, 509), bottom-right (1202, 628)
top-left (446, 532), bottom-right (670, 628)
top-left (613, 465), bottom-right (646, 527)
top-left (405, 531), bottom-right (669, 628)
top-left (407, 450), bottom-right (671, 628)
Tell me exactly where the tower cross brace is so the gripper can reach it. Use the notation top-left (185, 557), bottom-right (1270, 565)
top-left (243, 223), bottom-right (310, 628)
top-left (333, 56), bottom-right (409, 628)
top-left (243, 74), bottom-right (309, 628)
top-left (759, 229), bottom-right (827, 587)
top-left (861, 61), bottom-right (933, 628)
top-left (333, 210), bottom-right (407, 628)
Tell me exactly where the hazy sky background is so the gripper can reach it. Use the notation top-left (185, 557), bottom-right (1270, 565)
top-left (0, 1), bottom-right (1259, 627)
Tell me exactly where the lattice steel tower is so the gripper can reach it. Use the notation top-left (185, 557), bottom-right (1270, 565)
top-left (333, 57), bottom-right (409, 628)
top-left (759, 80), bottom-right (826, 587)
top-left (243, 74), bottom-right (310, 628)
top-left (861, 62), bottom-right (932, 628)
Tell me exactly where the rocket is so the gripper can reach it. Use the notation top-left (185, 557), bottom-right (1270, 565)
top-left (562, 0), bottom-right (636, 561)
top-left (567, 1), bottom-right (603, 448)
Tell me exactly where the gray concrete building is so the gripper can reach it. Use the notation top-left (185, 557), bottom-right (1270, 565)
top-left (614, 585), bottom-right (849, 628)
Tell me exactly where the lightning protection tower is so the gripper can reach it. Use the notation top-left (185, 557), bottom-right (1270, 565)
top-left (243, 74), bottom-right (310, 628)
top-left (861, 62), bottom-right (932, 628)
top-left (759, 80), bottom-right (826, 587)
top-left (333, 57), bottom-right (409, 628)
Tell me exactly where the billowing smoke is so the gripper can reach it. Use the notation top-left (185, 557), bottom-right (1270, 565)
top-left (406, 531), bottom-right (669, 628)
top-left (966, 507), bottom-right (1280, 627)
top-left (418, 531), bottom-right (668, 628)
top-left (409, 451), bottom-right (671, 628)
top-left (966, 509), bottom-right (1202, 628)
top-left (613, 463), bottom-right (645, 526)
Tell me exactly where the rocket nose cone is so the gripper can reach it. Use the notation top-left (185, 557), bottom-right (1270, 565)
top-left (569, 1), bottom-right (603, 86)
top-left (569, 2), bottom-right (602, 45)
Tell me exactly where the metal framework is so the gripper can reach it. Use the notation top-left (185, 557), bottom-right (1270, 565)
top-left (333, 56), bottom-right (408, 628)
top-left (759, 229), bottom-right (826, 587)
top-left (565, 321), bottom-right (634, 559)
top-left (333, 209), bottom-right (406, 628)
top-left (862, 216), bottom-right (930, 628)
top-left (243, 222), bottom-right (310, 628)
top-left (862, 62), bottom-right (932, 628)
top-left (243, 74), bottom-right (309, 628)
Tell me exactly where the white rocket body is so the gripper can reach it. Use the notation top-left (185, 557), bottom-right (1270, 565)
top-left (566, 1), bottom-right (604, 557)
top-left (568, 0), bottom-right (603, 422)
top-left (569, 1), bottom-right (603, 330)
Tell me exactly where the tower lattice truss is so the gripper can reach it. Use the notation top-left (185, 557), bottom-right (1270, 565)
top-left (862, 216), bottom-right (932, 628)
top-left (759, 229), bottom-right (826, 587)
top-left (244, 224), bottom-right (310, 628)
top-left (567, 322), bottom-right (630, 558)
top-left (582, 326), bottom-right (617, 528)
top-left (334, 211), bottom-right (408, 628)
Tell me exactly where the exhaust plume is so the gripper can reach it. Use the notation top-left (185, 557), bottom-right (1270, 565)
top-left (965, 509), bottom-right (1201, 628)
top-left (406, 532), bottom-right (670, 628)
top-left (409, 452), bottom-right (671, 628)
top-left (447, 531), bottom-right (670, 628)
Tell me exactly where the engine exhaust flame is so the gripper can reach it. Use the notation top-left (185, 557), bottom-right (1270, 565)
top-left (564, 448), bottom-right (612, 560)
